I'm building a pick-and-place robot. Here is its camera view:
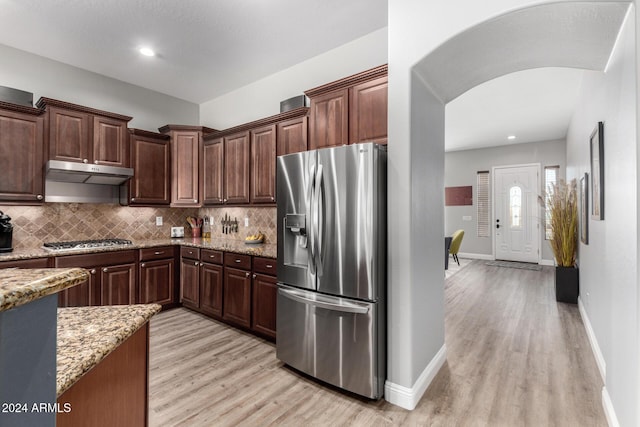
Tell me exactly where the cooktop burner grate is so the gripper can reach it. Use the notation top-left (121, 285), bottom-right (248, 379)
top-left (43, 238), bottom-right (133, 251)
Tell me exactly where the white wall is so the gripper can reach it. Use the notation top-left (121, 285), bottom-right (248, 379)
top-left (199, 28), bottom-right (387, 129)
top-left (0, 44), bottom-right (199, 131)
top-left (390, 0), bottom-right (640, 422)
top-left (445, 139), bottom-right (566, 262)
top-left (566, 8), bottom-right (638, 427)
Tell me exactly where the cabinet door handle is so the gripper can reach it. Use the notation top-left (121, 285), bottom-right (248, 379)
top-left (141, 263), bottom-right (145, 268)
top-left (209, 255), bottom-right (215, 259)
top-left (154, 251), bottom-right (164, 255)
top-left (36, 194), bottom-right (43, 200)
top-left (245, 272), bottom-right (250, 278)
top-left (235, 259), bottom-right (241, 263)
top-left (266, 264), bottom-right (273, 268)
top-left (90, 269), bottom-right (96, 275)
top-left (103, 268), bottom-right (108, 273)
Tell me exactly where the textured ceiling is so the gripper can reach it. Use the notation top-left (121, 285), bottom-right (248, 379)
top-left (0, 0), bottom-right (388, 103)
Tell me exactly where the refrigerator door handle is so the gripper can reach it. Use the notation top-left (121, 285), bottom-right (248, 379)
top-left (308, 163), bottom-right (317, 275)
top-left (314, 164), bottom-right (324, 275)
top-left (278, 288), bottom-right (370, 314)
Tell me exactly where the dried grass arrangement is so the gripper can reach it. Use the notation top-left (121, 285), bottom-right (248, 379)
top-left (548, 179), bottom-right (578, 267)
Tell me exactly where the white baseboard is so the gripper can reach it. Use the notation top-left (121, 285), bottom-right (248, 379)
top-left (457, 252), bottom-right (493, 261)
top-left (539, 259), bottom-right (555, 266)
top-left (602, 387), bottom-right (620, 427)
top-left (578, 297), bottom-right (606, 382)
top-left (384, 345), bottom-right (446, 410)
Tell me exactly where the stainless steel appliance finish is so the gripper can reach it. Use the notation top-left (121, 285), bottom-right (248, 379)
top-left (42, 238), bottom-right (133, 252)
top-left (0, 86), bottom-right (33, 107)
top-left (276, 142), bottom-right (386, 399)
top-left (45, 160), bottom-right (134, 185)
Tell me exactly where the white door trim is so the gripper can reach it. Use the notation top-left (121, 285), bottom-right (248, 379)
top-left (491, 163), bottom-right (542, 264)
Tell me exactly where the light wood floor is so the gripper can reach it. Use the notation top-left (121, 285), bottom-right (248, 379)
top-left (148, 261), bottom-right (607, 426)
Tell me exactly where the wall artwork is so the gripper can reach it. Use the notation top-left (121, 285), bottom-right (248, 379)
top-left (580, 173), bottom-right (588, 245)
top-left (590, 122), bottom-right (604, 220)
top-left (445, 186), bottom-right (473, 206)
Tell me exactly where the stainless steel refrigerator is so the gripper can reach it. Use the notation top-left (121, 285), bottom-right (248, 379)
top-left (276, 142), bottom-right (386, 399)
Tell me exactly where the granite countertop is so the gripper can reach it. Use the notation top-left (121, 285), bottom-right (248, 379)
top-left (0, 268), bottom-right (88, 312)
top-left (56, 304), bottom-right (161, 397)
top-left (0, 238), bottom-right (277, 262)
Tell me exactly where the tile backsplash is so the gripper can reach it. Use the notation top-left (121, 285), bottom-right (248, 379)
top-left (0, 204), bottom-right (277, 250)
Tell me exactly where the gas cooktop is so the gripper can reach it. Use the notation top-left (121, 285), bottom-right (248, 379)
top-left (42, 238), bottom-right (133, 252)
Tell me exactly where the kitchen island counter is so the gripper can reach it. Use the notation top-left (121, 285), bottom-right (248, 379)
top-left (56, 304), bottom-right (161, 397)
top-left (0, 267), bottom-right (87, 312)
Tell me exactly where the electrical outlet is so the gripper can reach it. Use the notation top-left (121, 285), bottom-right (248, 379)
top-left (156, 216), bottom-right (163, 226)
top-left (244, 217), bottom-right (249, 227)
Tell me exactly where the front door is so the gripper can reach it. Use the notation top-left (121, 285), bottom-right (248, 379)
top-left (494, 164), bottom-right (540, 263)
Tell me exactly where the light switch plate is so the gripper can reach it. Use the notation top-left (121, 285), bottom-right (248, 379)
top-left (156, 216), bottom-right (163, 226)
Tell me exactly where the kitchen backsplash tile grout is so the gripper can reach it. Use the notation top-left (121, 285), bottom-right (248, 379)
top-left (0, 204), bottom-right (277, 250)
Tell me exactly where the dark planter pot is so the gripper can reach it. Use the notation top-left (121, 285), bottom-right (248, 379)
top-left (555, 266), bottom-right (579, 304)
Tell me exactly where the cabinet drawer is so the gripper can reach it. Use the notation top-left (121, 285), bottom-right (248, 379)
top-left (0, 257), bottom-right (51, 268)
top-left (201, 249), bottom-right (223, 265)
top-left (253, 257), bottom-right (277, 276)
top-left (140, 246), bottom-right (173, 261)
top-left (55, 249), bottom-right (137, 268)
top-left (224, 252), bottom-right (251, 270)
top-left (180, 246), bottom-right (200, 260)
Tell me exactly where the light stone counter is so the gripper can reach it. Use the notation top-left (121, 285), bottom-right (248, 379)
top-left (56, 304), bottom-right (161, 397)
top-left (0, 268), bottom-right (88, 312)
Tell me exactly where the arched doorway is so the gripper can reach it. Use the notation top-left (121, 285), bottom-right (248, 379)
top-left (385, 1), bottom-right (633, 419)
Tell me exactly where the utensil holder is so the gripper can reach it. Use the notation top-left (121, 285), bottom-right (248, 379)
top-left (191, 227), bottom-right (201, 238)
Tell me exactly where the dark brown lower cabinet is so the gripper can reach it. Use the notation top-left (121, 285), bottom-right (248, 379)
top-left (251, 273), bottom-right (277, 340)
top-left (200, 262), bottom-right (223, 318)
top-left (223, 266), bottom-right (252, 328)
top-left (139, 258), bottom-right (175, 307)
top-left (100, 263), bottom-right (137, 305)
top-left (180, 257), bottom-right (200, 309)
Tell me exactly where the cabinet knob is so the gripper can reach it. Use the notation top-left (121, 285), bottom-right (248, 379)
top-left (271, 197), bottom-right (275, 201)
top-left (90, 269), bottom-right (96, 275)
top-left (194, 261), bottom-right (199, 266)
top-left (141, 263), bottom-right (145, 268)
top-left (252, 274), bottom-right (256, 279)
top-left (36, 194), bottom-right (43, 200)
top-left (194, 199), bottom-right (198, 203)
top-left (94, 160), bottom-right (99, 165)
top-left (154, 251), bottom-right (164, 255)
top-left (83, 159), bottom-right (88, 163)
top-left (235, 259), bottom-right (241, 263)
top-left (223, 199), bottom-right (227, 203)
top-left (266, 264), bottom-right (273, 268)
top-left (245, 272), bottom-right (250, 278)
top-left (131, 198), bottom-right (135, 202)
top-left (199, 262), bottom-right (204, 267)
top-left (219, 198), bottom-right (223, 202)
top-left (103, 268), bottom-right (108, 273)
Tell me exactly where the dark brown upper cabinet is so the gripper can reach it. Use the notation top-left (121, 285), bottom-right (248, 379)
top-left (158, 125), bottom-right (216, 207)
top-left (305, 64), bottom-right (387, 149)
top-left (203, 137), bottom-right (225, 205)
top-left (128, 129), bottom-right (171, 206)
top-left (203, 107), bottom-right (308, 207)
top-left (250, 124), bottom-right (276, 204)
top-left (277, 115), bottom-right (308, 156)
top-left (224, 131), bottom-right (251, 205)
top-left (37, 97), bottom-right (132, 167)
top-left (0, 101), bottom-right (45, 204)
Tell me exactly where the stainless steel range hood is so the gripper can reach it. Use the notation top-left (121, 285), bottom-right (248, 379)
top-left (45, 160), bottom-right (133, 185)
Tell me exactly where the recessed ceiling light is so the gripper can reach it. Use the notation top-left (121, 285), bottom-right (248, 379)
top-left (139, 47), bottom-right (155, 57)
top-left (507, 135), bottom-right (517, 140)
